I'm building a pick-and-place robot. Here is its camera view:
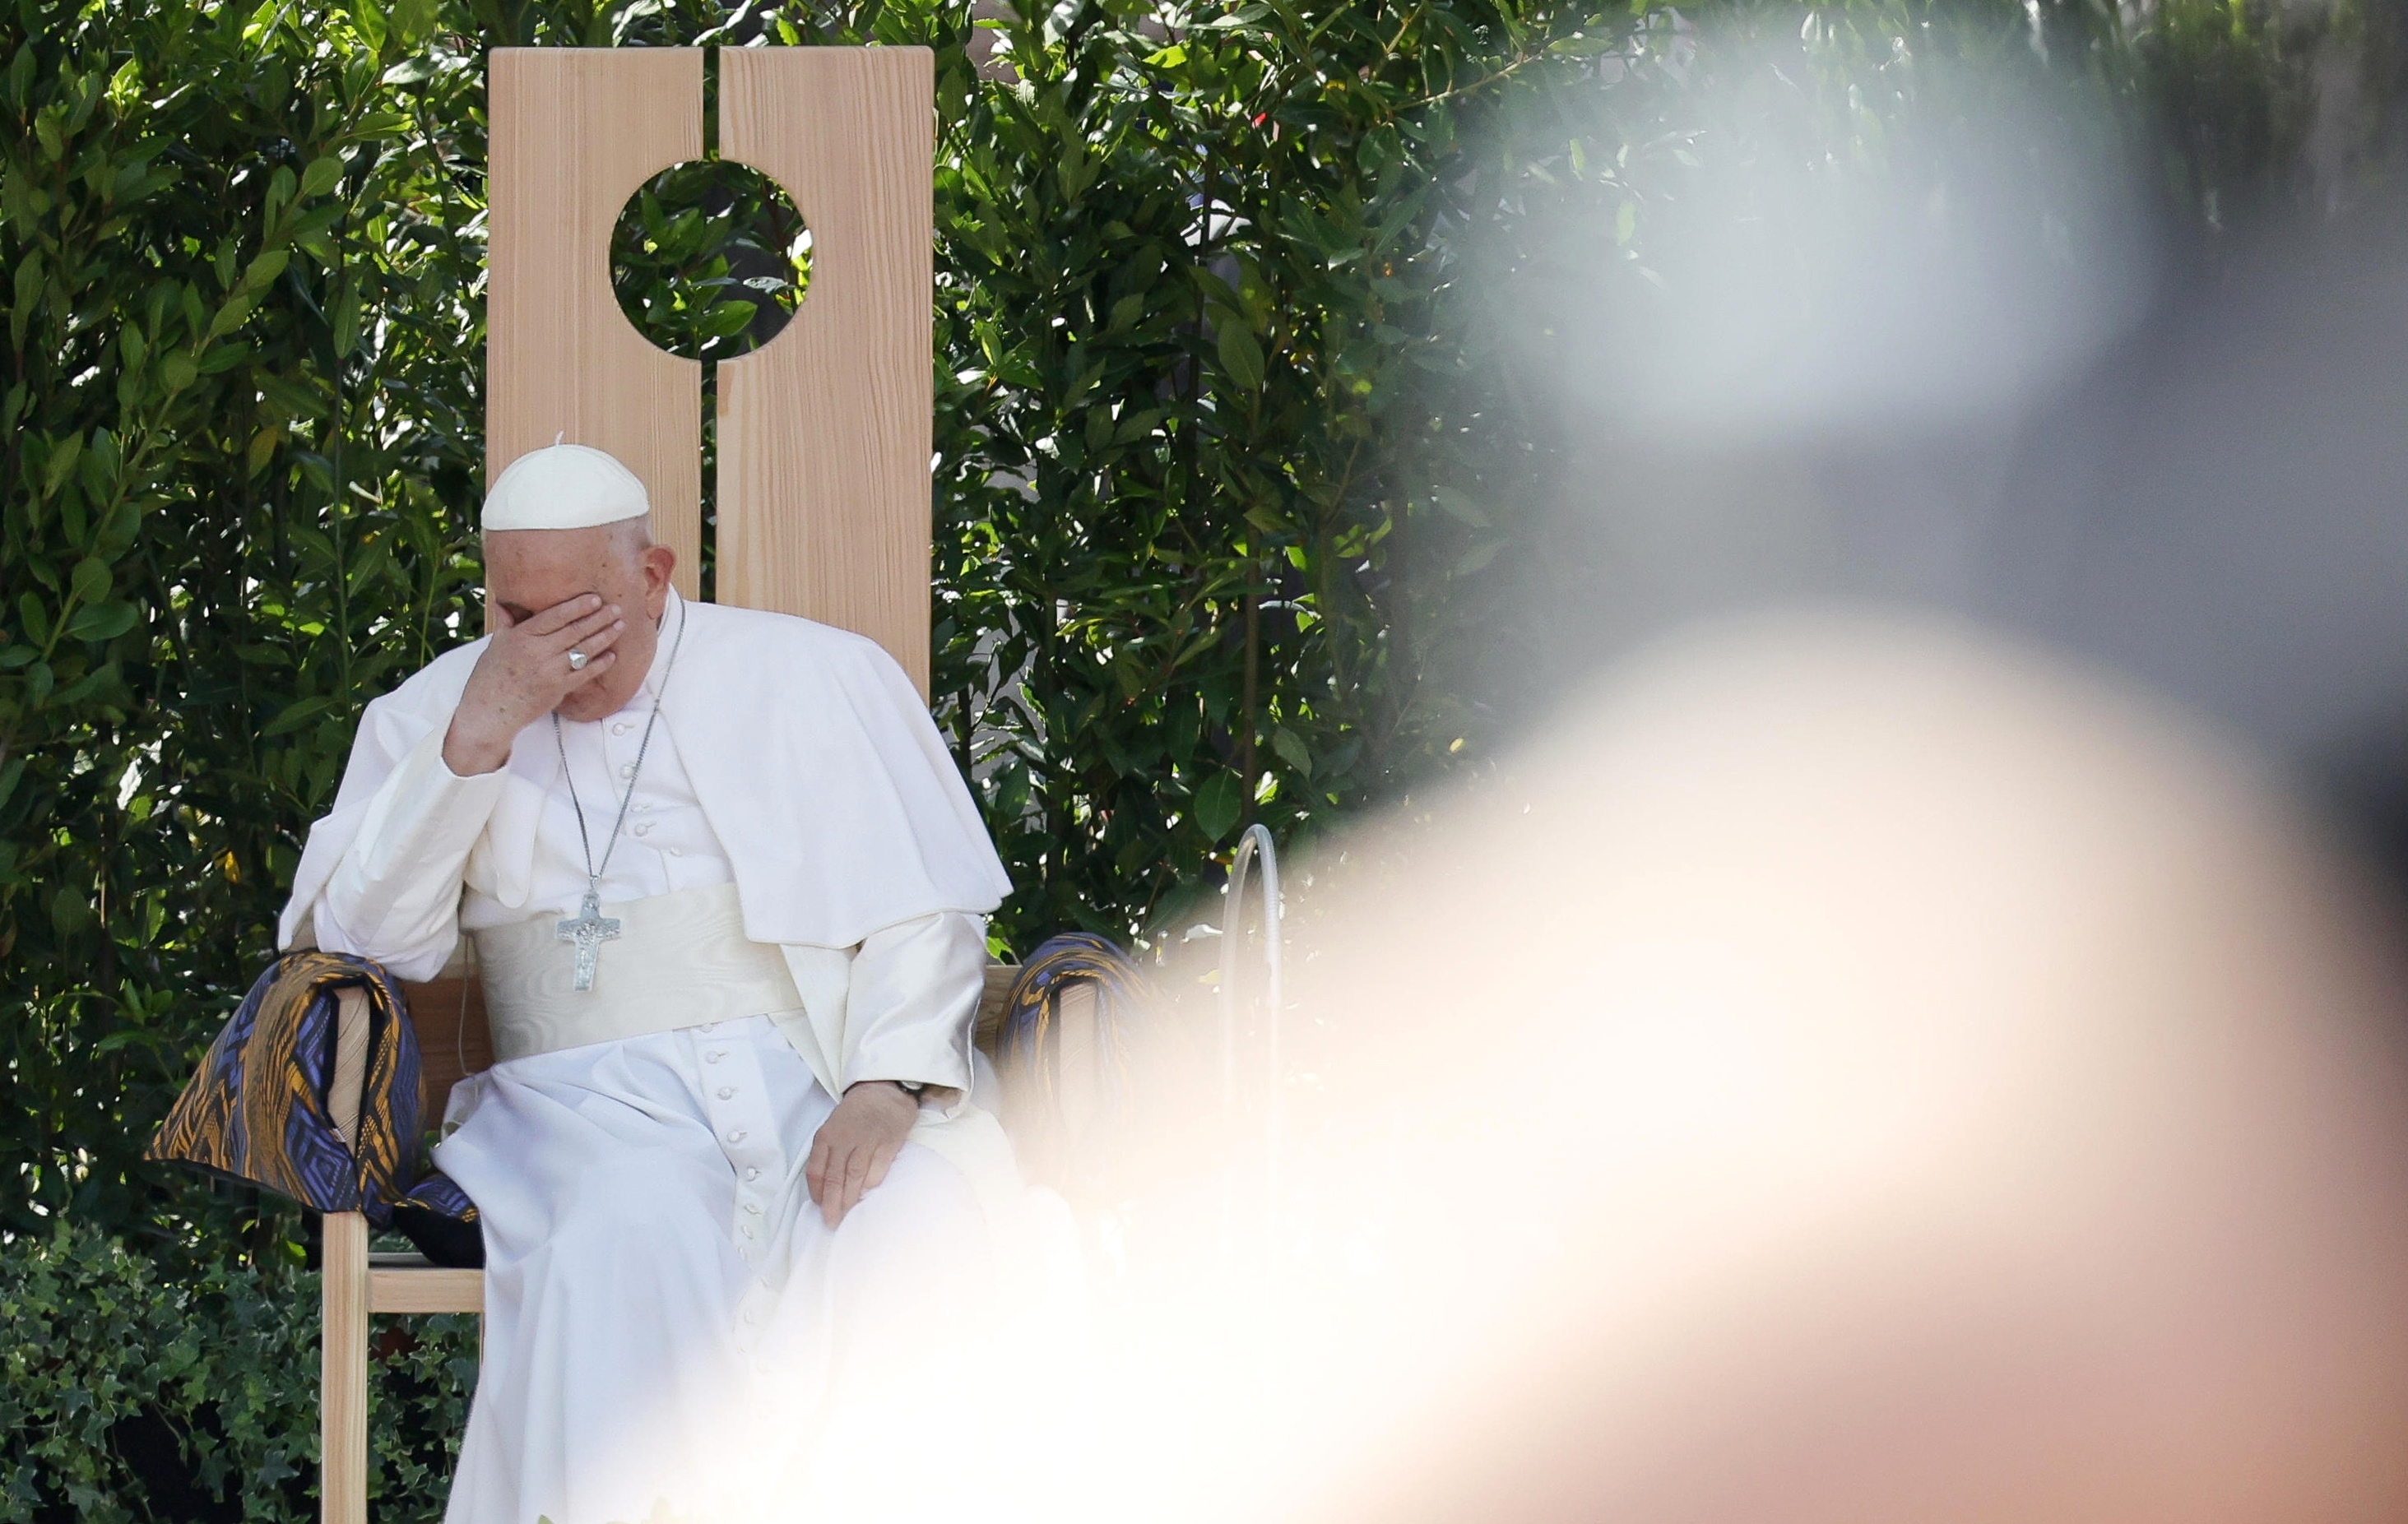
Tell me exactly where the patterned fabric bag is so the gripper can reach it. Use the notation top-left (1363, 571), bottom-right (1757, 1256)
top-left (149, 951), bottom-right (483, 1266)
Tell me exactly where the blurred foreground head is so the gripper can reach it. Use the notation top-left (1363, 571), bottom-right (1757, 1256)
top-left (1108, 613), bottom-right (2408, 1524)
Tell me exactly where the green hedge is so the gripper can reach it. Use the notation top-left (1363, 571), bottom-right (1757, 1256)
top-left (2, 0), bottom-right (1659, 1250)
top-left (1, 1220), bottom-right (473, 1522)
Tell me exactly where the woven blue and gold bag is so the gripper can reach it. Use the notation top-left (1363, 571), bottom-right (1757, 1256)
top-left (149, 950), bottom-right (482, 1265)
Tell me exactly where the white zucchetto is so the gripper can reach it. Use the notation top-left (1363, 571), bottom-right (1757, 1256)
top-left (480, 443), bottom-right (650, 531)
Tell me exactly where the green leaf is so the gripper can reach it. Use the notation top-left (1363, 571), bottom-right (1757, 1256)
top-left (341, 110), bottom-right (411, 141)
top-left (241, 248), bottom-right (290, 291)
top-left (206, 291), bottom-right (258, 340)
top-left (390, 0), bottom-right (438, 44)
top-left (1428, 485), bottom-right (1490, 528)
top-left (50, 886), bottom-right (90, 938)
top-left (42, 432), bottom-right (82, 499)
top-left (1216, 322), bottom-right (1264, 391)
top-left (299, 155), bottom-right (344, 201)
top-left (1195, 770), bottom-right (1245, 842)
top-left (702, 299), bottom-right (759, 340)
top-left (261, 695), bottom-right (336, 737)
top-left (64, 600), bottom-right (137, 642)
top-left (69, 558), bottom-right (110, 606)
top-left (330, 278), bottom-right (360, 358)
top-left (246, 424), bottom-right (281, 476)
top-left (263, 165), bottom-right (297, 226)
top-left (1270, 726), bottom-right (1313, 776)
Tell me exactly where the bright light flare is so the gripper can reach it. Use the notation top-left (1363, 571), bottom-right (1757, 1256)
top-left (1061, 611), bottom-right (2408, 1524)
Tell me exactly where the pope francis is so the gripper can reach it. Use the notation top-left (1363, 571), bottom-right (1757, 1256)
top-left (278, 444), bottom-right (1022, 1523)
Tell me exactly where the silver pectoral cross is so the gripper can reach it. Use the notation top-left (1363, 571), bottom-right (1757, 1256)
top-left (555, 889), bottom-right (621, 993)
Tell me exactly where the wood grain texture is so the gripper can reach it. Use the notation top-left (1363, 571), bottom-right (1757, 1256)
top-left (977, 961), bottom-right (1015, 1049)
top-left (489, 48), bottom-right (705, 598)
top-left (401, 975), bottom-right (492, 1119)
top-left (717, 48), bottom-right (935, 693)
top-left (370, 1265), bottom-right (488, 1315)
top-left (320, 1211), bottom-right (370, 1524)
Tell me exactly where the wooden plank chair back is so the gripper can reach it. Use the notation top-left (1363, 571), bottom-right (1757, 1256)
top-left (317, 46), bottom-right (953, 1522)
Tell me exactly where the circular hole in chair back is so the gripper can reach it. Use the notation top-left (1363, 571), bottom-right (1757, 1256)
top-left (610, 160), bottom-right (810, 362)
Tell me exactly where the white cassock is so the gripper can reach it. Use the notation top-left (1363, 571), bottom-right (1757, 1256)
top-left (279, 590), bottom-right (1047, 1524)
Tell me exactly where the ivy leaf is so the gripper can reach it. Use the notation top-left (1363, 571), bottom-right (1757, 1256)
top-left (1195, 770), bottom-right (1245, 842)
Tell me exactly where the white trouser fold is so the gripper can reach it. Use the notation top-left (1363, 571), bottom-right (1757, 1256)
top-left (471, 881), bottom-right (802, 1061)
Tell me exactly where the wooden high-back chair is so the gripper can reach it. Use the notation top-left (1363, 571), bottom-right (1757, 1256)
top-left (315, 45), bottom-right (991, 1522)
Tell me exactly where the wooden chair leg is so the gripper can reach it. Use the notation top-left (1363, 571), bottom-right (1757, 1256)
top-left (322, 1211), bottom-right (370, 1524)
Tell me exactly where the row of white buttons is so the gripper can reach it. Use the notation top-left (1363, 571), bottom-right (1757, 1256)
top-left (694, 1022), bottom-right (784, 1265)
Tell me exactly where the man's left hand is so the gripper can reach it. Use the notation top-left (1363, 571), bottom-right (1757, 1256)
top-left (805, 1082), bottom-right (919, 1227)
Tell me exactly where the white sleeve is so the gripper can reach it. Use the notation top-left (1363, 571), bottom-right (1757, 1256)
top-left (840, 910), bottom-right (989, 1106)
top-left (310, 723), bottom-right (510, 982)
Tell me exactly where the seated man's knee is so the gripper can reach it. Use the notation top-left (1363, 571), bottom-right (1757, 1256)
top-left (840, 1145), bottom-right (985, 1259)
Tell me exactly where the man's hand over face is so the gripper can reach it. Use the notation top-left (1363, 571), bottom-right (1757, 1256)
top-left (443, 594), bottom-right (625, 775)
top-left (806, 1082), bottom-right (920, 1228)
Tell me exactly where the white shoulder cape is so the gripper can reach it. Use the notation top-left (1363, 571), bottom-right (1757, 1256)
top-left (277, 598), bottom-right (1012, 954)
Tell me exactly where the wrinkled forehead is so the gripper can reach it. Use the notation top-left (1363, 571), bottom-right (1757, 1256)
top-left (482, 526), bottom-right (640, 612)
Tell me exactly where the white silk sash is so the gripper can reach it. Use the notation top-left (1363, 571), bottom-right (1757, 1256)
top-left (471, 881), bottom-right (804, 1062)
